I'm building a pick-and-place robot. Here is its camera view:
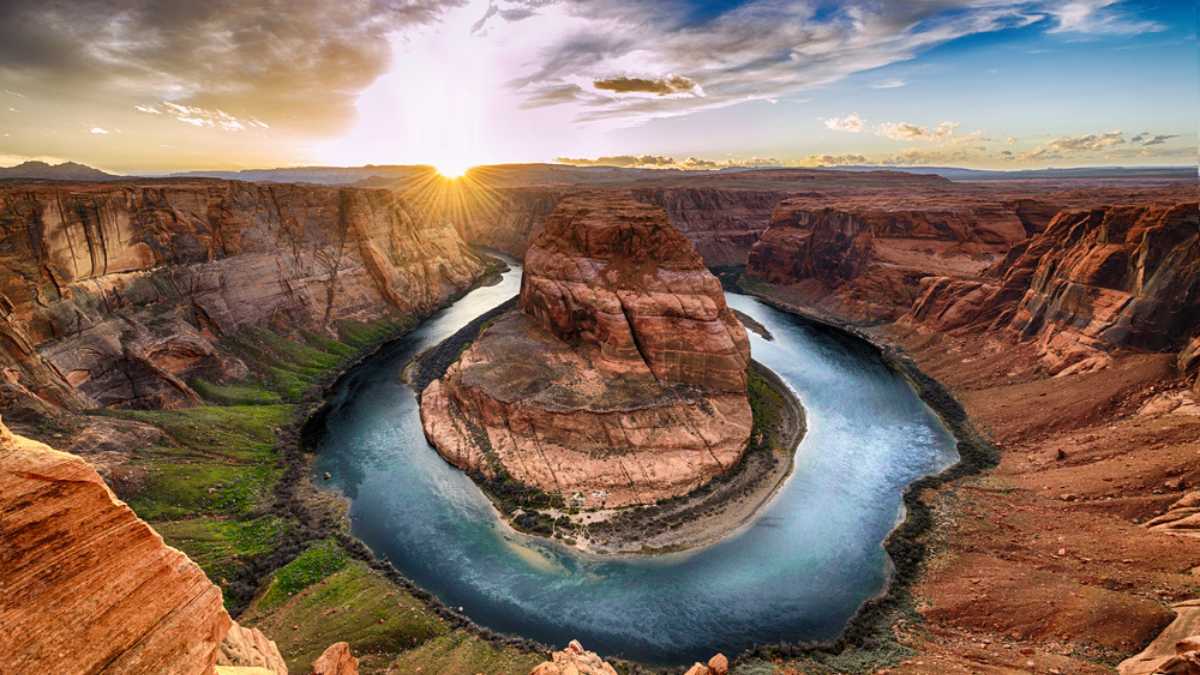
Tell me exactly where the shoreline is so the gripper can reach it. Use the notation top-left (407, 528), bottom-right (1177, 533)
top-left (730, 281), bottom-right (1000, 670)
top-left (279, 268), bottom-right (998, 672)
top-left (404, 299), bottom-right (807, 556)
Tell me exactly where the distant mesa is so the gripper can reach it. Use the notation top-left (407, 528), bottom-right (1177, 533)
top-left (0, 160), bottom-right (118, 181)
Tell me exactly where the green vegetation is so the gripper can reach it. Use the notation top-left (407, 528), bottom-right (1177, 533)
top-left (747, 366), bottom-right (788, 453)
top-left (386, 630), bottom-right (545, 675)
top-left (246, 558), bottom-right (449, 672)
top-left (256, 539), bottom-right (349, 611)
top-left (156, 516), bottom-right (286, 585)
top-left (191, 378), bottom-right (284, 405)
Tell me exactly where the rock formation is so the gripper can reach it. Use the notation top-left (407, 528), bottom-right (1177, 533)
top-left (421, 192), bottom-right (752, 508)
top-left (310, 642), bottom-right (358, 675)
top-left (217, 624), bottom-right (288, 674)
top-left (630, 187), bottom-right (785, 266)
top-left (904, 203), bottom-right (1199, 373)
top-left (1119, 599), bottom-right (1200, 675)
top-left (0, 416), bottom-right (230, 674)
top-left (529, 640), bottom-right (618, 675)
top-left (0, 180), bottom-right (484, 410)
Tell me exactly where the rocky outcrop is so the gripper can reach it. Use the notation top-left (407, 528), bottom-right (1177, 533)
top-left (449, 187), bottom-right (567, 258)
top-left (631, 188), bottom-right (785, 266)
top-left (529, 640), bottom-right (617, 675)
top-left (0, 180), bottom-right (485, 410)
top-left (422, 193), bottom-right (752, 508)
top-left (1119, 600), bottom-right (1200, 675)
top-left (310, 642), bottom-right (358, 675)
top-left (905, 203), bottom-right (1199, 373)
top-left (0, 416), bottom-right (230, 674)
top-left (683, 653), bottom-right (730, 675)
top-left (218, 624), bottom-right (288, 674)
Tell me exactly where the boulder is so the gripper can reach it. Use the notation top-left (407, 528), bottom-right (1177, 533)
top-left (311, 642), bottom-right (358, 675)
top-left (529, 640), bottom-right (617, 675)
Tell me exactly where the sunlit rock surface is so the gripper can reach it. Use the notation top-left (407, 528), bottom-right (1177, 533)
top-left (422, 192), bottom-right (751, 508)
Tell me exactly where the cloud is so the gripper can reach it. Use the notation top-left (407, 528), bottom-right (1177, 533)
top-left (824, 113), bottom-right (864, 133)
top-left (1046, 0), bottom-right (1166, 35)
top-left (805, 153), bottom-right (869, 166)
top-left (0, 0), bottom-right (466, 136)
top-left (136, 101), bottom-right (265, 132)
top-left (1020, 130), bottom-right (1126, 160)
top-left (593, 75), bottom-right (698, 96)
top-left (555, 154), bottom-right (676, 167)
top-left (89, 127), bottom-right (110, 135)
top-left (507, 1), bottom-right (1156, 125)
top-left (876, 120), bottom-right (960, 142)
top-left (870, 78), bottom-right (906, 89)
top-left (554, 154), bottom-right (779, 170)
top-left (1131, 132), bottom-right (1178, 146)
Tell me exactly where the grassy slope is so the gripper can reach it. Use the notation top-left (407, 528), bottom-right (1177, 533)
top-left (105, 317), bottom-right (513, 673)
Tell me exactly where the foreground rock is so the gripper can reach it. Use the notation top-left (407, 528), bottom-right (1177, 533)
top-left (310, 642), bottom-right (358, 675)
top-left (422, 192), bottom-right (751, 509)
top-left (1119, 599), bottom-right (1200, 675)
top-left (529, 640), bottom-right (617, 675)
top-left (0, 180), bottom-right (484, 410)
top-left (0, 416), bottom-right (230, 674)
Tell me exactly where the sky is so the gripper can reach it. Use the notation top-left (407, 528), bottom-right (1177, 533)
top-left (0, 0), bottom-right (1194, 174)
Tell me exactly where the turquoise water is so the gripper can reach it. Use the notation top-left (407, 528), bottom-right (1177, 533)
top-left (313, 264), bottom-right (957, 664)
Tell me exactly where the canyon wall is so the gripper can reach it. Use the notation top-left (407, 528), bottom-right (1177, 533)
top-left (0, 416), bottom-right (230, 674)
top-left (0, 181), bottom-right (485, 410)
top-left (904, 203), bottom-right (1199, 373)
top-left (421, 192), bottom-right (752, 508)
top-left (629, 187), bottom-right (786, 266)
top-left (449, 185), bottom-right (784, 266)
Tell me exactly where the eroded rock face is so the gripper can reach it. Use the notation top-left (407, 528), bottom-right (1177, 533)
top-left (218, 624), bottom-right (288, 674)
top-left (0, 417), bottom-right (230, 674)
top-left (905, 203), bottom-right (1199, 374)
top-left (1119, 599), bottom-right (1200, 675)
top-left (0, 180), bottom-right (485, 410)
top-left (529, 640), bottom-right (618, 675)
top-left (422, 193), bottom-right (751, 508)
top-left (310, 642), bottom-right (358, 675)
top-left (630, 188), bottom-right (785, 266)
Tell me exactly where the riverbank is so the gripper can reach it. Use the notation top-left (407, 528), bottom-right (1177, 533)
top-left (405, 299), bottom-right (806, 555)
top-left (733, 278), bottom-right (1197, 674)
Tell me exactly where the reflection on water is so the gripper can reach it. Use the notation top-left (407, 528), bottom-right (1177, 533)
top-left (313, 265), bottom-right (958, 664)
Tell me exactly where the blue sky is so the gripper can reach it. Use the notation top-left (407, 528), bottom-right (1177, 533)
top-left (0, 0), bottom-right (1194, 171)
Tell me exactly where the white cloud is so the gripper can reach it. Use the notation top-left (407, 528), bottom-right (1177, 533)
top-left (870, 78), bottom-right (906, 89)
top-left (824, 113), bottom-right (864, 133)
top-left (135, 101), bottom-right (263, 132)
top-left (876, 121), bottom-right (959, 142)
top-left (1020, 130), bottom-right (1127, 160)
top-left (89, 127), bottom-right (110, 135)
top-left (1047, 0), bottom-right (1165, 35)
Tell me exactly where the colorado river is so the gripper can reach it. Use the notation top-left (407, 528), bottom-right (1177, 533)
top-left (312, 263), bottom-right (958, 664)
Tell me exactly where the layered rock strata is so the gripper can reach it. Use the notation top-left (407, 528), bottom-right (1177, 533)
top-left (0, 180), bottom-right (484, 410)
top-left (0, 416), bottom-right (230, 674)
top-left (421, 193), bottom-right (751, 508)
top-left (904, 203), bottom-right (1199, 373)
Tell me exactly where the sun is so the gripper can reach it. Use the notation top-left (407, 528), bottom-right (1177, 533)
top-left (433, 159), bottom-right (473, 179)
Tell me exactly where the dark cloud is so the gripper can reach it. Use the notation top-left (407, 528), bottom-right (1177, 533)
top-left (1132, 132), bottom-right (1180, 145)
top-left (593, 75), bottom-right (697, 96)
top-left (0, 0), bottom-right (464, 135)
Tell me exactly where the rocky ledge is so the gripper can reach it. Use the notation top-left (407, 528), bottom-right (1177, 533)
top-left (420, 193), bottom-right (753, 513)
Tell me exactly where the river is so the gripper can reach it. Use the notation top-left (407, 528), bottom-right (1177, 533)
top-left (312, 263), bottom-right (958, 665)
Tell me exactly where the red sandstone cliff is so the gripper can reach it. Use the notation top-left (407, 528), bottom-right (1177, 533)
top-left (421, 193), bottom-right (752, 508)
top-left (904, 203), bottom-right (1199, 373)
top-left (0, 180), bottom-right (485, 410)
top-left (0, 416), bottom-right (230, 673)
top-left (630, 187), bottom-right (785, 266)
